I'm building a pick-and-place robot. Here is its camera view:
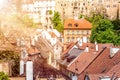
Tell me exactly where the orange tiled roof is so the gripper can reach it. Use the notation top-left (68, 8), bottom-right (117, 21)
top-left (67, 44), bottom-right (105, 74)
top-left (88, 60), bottom-right (120, 80)
top-left (66, 43), bottom-right (114, 74)
top-left (27, 46), bottom-right (40, 55)
top-left (62, 42), bottom-right (76, 55)
top-left (64, 18), bottom-right (92, 29)
top-left (78, 46), bottom-right (120, 79)
top-left (108, 55), bottom-right (120, 76)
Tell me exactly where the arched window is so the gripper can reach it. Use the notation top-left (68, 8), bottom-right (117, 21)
top-left (68, 23), bottom-right (72, 27)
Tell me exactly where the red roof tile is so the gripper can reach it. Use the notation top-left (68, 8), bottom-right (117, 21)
top-left (78, 46), bottom-right (120, 79)
top-left (62, 42), bottom-right (75, 55)
top-left (67, 44), bottom-right (106, 74)
top-left (64, 18), bottom-right (92, 30)
top-left (85, 57), bottom-right (120, 80)
top-left (108, 57), bottom-right (120, 77)
top-left (62, 43), bottom-right (118, 80)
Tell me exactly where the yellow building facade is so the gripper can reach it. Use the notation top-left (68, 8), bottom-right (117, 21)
top-left (63, 18), bottom-right (92, 44)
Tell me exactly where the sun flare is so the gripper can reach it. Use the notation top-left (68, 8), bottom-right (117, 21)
top-left (0, 0), bottom-right (6, 8)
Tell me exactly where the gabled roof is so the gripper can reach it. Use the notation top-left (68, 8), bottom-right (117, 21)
top-left (78, 46), bottom-right (120, 80)
top-left (84, 48), bottom-right (120, 74)
top-left (108, 58), bottom-right (120, 77)
top-left (62, 42), bottom-right (76, 55)
top-left (60, 41), bottom-right (120, 79)
top-left (64, 18), bottom-right (92, 30)
top-left (67, 44), bottom-right (108, 74)
top-left (60, 43), bottom-right (116, 75)
top-left (88, 60), bottom-right (120, 80)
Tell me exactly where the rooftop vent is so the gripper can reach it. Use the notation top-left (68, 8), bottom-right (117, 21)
top-left (110, 47), bottom-right (120, 58)
top-left (85, 46), bottom-right (89, 52)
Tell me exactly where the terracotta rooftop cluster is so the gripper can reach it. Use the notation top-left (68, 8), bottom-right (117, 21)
top-left (59, 41), bottom-right (120, 80)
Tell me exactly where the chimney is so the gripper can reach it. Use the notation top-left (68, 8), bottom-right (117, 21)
top-left (83, 36), bottom-right (87, 43)
top-left (85, 46), bottom-right (89, 52)
top-left (77, 38), bottom-right (82, 46)
top-left (95, 41), bottom-right (98, 51)
top-left (26, 61), bottom-right (33, 80)
top-left (20, 60), bottom-right (24, 75)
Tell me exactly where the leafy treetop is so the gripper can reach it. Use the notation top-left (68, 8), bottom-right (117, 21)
top-left (52, 11), bottom-right (63, 33)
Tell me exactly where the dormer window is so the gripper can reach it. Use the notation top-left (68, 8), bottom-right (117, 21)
top-left (74, 23), bottom-right (78, 27)
top-left (68, 23), bottom-right (72, 27)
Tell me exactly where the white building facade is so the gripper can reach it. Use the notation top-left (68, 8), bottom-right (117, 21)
top-left (21, 0), bottom-right (55, 26)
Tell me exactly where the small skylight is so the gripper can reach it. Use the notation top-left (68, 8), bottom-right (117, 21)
top-left (74, 23), bottom-right (78, 27)
top-left (68, 23), bottom-right (72, 27)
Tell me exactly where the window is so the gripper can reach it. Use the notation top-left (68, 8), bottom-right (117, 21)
top-left (74, 23), bottom-right (78, 27)
top-left (74, 2), bottom-right (77, 6)
top-left (84, 74), bottom-right (90, 80)
top-left (56, 45), bottom-right (58, 50)
top-left (87, 37), bottom-right (90, 42)
top-left (67, 30), bottom-right (70, 35)
top-left (72, 3), bottom-right (73, 6)
top-left (82, 30), bottom-right (84, 34)
top-left (67, 37), bottom-right (70, 42)
top-left (84, 30), bottom-right (87, 35)
top-left (72, 30), bottom-right (74, 35)
top-left (106, 5), bottom-right (110, 8)
top-left (106, 0), bottom-right (110, 2)
top-left (72, 37), bottom-right (74, 42)
top-left (113, 5), bottom-right (116, 7)
top-left (99, 0), bottom-right (102, 3)
top-left (77, 30), bottom-right (79, 35)
top-left (83, 3), bottom-right (85, 6)
top-left (68, 23), bottom-right (72, 27)
top-left (87, 30), bottom-right (89, 35)
top-left (82, 7), bottom-right (84, 10)
top-left (64, 4), bottom-right (66, 6)
top-left (79, 30), bottom-right (82, 34)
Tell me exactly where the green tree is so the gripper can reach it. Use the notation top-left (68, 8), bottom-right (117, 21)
top-left (0, 50), bottom-right (20, 76)
top-left (85, 12), bottom-right (120, 45)
top-left (52, 11), bottom-right (63, 32)
top-left (48, 10), bottom-right (53, 15)
top-left (90, 18), bottom-right (116, 44)
top-left (0, 72), bottom-right (10, 80)
top-left (79, 14), bottom-right (85, 19)
top-left (111, 19), bottom-right (120, 45)
top-left (112, 19), bottom-right (120, 36)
